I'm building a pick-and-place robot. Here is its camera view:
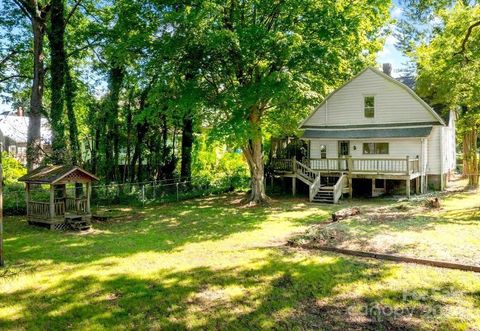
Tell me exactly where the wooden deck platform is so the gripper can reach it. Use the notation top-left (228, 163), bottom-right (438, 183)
top-left (270, 156), bottom-right (425, 201)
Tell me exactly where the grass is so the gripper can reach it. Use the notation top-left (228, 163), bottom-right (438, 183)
top-left (300, 190), bottom-right (480, 266)
top-left (1, 192), bottom-right (480, 330)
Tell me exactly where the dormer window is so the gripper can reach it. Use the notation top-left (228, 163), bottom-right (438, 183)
top-left (364, 96), bottom-right (375, 118)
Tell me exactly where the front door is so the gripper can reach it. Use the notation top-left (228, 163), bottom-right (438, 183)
top-left (338, 141), bottom-right (350, 157)
top-left (338, 141), bottom-right (350, 170)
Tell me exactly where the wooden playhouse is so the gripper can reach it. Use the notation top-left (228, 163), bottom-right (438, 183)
top-left (19, 165), bottom-right (99, 230)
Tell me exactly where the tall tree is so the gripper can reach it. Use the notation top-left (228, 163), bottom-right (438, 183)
top-left (414, 3), bottom-right (480, 187)
top-left (12, 0), bottom-right (50, 170)
top-left (46, 0), bottom-right (83, 164)
top-left (167, 0), bottom-right (391, 203)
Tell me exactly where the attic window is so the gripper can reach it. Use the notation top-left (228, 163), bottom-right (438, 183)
top-left (364, 96), bottom-right (375, 118)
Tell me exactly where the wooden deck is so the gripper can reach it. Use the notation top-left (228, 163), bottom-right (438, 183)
top-left (27, 197), bottom-right (91, 230)
top-left (270, 156), bottom-right (424, 201)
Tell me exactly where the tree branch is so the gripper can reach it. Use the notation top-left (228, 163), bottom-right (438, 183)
top-left (12, 0), bottom-right (33, 21)
top-left (0, 49), bottom-right (19, 67)
top-left (0, 74), bottom-right (31, 83)
top-left (454, 19), bottom-right (480, 59)
top-left (65, 0), bottom-right (83, 26)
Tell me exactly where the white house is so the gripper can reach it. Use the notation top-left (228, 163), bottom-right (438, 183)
top-left (271, 65), bottom-right (456, 203)
top-left (0, 110), bottom-right (52, 165)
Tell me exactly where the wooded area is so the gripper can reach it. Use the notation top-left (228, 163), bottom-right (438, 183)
top-left (0, 0), bottom-right (479, 205)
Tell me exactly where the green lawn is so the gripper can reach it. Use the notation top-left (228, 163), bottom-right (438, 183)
top-left (299, 190), bottom-right (480, 267)
top-left (1, 193), bottom-right (480, 330)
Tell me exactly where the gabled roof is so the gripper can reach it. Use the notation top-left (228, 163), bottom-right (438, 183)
top-left (18, 165), bottom-right (99, 184)
top-left (299, 67), bottom-right (446, 129)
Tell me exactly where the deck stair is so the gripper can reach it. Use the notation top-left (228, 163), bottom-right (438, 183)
top-left (294, 160), bottom-right (348, 204)
top-left (65, 215), bottom-right (91, 231)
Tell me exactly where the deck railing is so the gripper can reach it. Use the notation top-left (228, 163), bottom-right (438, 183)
top-left (66, 197), bottom-right (88, 214)
top-left (333, 174), bottom-right (348, 203)
top-left (272, 156), bottom-right (420, 175)
top-left (270, 158), bottom-right (293, 172)
top-left (28, 201), bottom-right (50, 219)
top-left (308, 158), bottom-right (348, 171)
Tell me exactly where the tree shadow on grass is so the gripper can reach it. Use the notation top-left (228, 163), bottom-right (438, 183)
top-left (3, 194), bottom-right (335, 266)
top-left (0, 249), bottom-right (385, 330)
top-left (1, 248), bottom-right (477, 330)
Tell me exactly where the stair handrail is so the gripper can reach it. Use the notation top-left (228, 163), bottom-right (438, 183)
top-left (333, 174), bottom-right (347, 204)
top-left (309, 174), bottom-right (322, 202)
top-left (295, 160), bottom-right (317, 181)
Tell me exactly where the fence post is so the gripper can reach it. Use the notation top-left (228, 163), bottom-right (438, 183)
top-left (176, 182), bottom-right (179, 201)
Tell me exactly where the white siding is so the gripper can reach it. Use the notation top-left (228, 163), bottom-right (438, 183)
top-left (310, 140), bottom-right (338, 158)
top-left (444, 112), bottom-right (456, 171)
top-left (303, 69), bottom-right (439, 127)
top-left (427, 126), bottom-right (442, 174)
top-left (349, 139), bottom-right (421, 159)
top-left (310, 138), bottom-right (421, 159)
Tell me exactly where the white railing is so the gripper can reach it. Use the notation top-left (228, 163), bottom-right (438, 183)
top-left (295, 160), bottom-right (318, 183)
top-left (333, 174), bottom-right (347, 204)
top-left (273, 157), bottom-right (420, 175)
top-left (308, 158), bottom-right (348, 171)
top-left (309, 175), bottom-right (322, 202)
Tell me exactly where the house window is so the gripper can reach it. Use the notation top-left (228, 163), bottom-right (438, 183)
top-left (8, 145), bottom-right (16, 155)
top-left (364, 96), bottom-right (375, 118)
top-left (363, 142), bottom-right (389, 154)
top-left (320, 145), bottom-right (327, 159)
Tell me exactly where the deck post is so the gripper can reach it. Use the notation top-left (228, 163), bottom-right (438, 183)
top-left (415, 177), bottom-right (420, 194)
top-left (406, 156), bottom-right (410, 175)
top-left (86, 182), bottom-right (91, 214)
top-left (25, 183), bottom-right (30, 218)
top-left (49, 185), bottom-right (55, 220)
top-left (347, 156), bottom-right (353, 199)
top-left (292, 177), bottom-right (296, 196)
top-left (292, 156), bottom-right (297, 174)
top-left (406, 179), bottom-right (411, 199)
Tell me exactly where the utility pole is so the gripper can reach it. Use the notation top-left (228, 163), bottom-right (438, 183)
top-left (0, 142), bottom-right (4, 267)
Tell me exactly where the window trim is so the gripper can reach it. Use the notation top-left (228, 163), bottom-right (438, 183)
top-left (320, 144), bottom-right (327, 159)
top-left (363, 95), bottom-right (375, 118)
top-left (362, 142), bottom-right (389, 155)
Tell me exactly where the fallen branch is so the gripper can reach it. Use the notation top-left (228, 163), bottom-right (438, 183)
top-left (308, 245), bottom-right (480, 273)
top-left (331, 207), bottom-right (360, 222)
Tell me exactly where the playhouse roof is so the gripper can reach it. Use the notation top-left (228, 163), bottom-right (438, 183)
top-left (18, 165), bottom-right (99, 184)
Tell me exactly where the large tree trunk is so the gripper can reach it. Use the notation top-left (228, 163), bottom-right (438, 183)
top-left (105, 66), bottom-right (124, 182)
top-left (27, 15), bottom-right (46, 171)
top-left (47, 0), bottom-right (67, 163)
top-left (65, 63), bottom-right (81, 165)
top-left (463, 128), bottom-right (478, 188)
top-left (242, 107), bottom-right (268, 204)
top-left (180, 115), bottom-right (194, 181)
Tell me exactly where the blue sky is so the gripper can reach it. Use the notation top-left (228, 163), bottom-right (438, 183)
top-left (376, 4), bottom-right (410, 77)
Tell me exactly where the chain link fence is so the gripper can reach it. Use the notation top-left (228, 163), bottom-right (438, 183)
top-left (3, 176), bottom-right (245, 215)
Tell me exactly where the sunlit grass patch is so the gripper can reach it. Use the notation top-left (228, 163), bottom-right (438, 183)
top-left (0, 192), bottom-right (479, 330)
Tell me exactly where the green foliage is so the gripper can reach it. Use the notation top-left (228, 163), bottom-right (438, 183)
top-left (2, 152), bottom-right (26, 186)
top-left (167, 0), bottom-right (392, 146)
top-left (192, 133), bottom-right (249, 189)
